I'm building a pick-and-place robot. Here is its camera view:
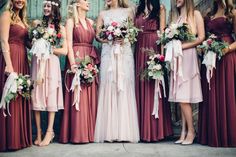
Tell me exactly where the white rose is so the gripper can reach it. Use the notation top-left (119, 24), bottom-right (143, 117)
top-left (107, 26), bottom-right (114, 32)
top-left (165, 28), bottom-right (171, 34)
top-left (114, 28), bottom-right (121, 36)
top-left (43, 32), bottom-right (49, 39)
top-left (124, 38), bottom-right (129, 43)
top-left (156, 64), bottom-right (162, 70)
top-left (18, 78), bottom-right (23, 85)
top-left (47, 28), bottom-right (54, 36)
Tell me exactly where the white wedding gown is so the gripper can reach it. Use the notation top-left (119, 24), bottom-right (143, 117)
top-left (94, 8), bottom-right (140, 142)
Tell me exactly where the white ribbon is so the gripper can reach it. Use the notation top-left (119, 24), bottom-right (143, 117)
top-left (0, 72), bottom-right (18, 116)
top-left (152, 75), bottom-right (166, 119)
top-left (165, 39), bottom-right (183, 93)
top-left (202, 51), bottom-right (216, 90)
top-left (108, 43), bottom-right (124, 92)
top-left (70, 70), bottom-right (82, 111)
top-left (30, 38), bottom-right (52, 84)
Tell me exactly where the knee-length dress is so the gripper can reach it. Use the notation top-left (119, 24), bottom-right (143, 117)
top-left (135, 15), bottom-right (173, 142)
top-left (0, 24), bottom-right (32, 151)
top-left (59, 19), bottom-right (99, 143)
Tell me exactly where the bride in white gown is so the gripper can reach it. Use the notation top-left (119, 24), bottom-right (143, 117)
top-left (94, 0), bottom-right (139, 142)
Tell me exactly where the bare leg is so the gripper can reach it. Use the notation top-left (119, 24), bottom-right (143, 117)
top-left (175, 110), bottom-right (187, 143)
top-left (34, 111), bottom-right (42, 145)
top-left (180, 103), bottom-right (195, 145)
top-left (39, 112), bottom-right (55, 146)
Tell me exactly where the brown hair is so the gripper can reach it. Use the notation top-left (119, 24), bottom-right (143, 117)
top-left (211, 0), bottom-right (235, 21)
top-left (105, 0), bottom-right (129, 9)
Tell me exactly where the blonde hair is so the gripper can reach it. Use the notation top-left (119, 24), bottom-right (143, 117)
top-left (105, 0), bottom-right (129, 9)
top-left (68, 0), bottom-right (80, 26)
top-left (170, 0), bottom-right (195, 33)
top-left (7, 0), bottom-right (28, 27)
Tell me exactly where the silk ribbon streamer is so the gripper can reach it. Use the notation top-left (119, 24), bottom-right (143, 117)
top-left (0, 72), bottom-right (18, 116)
top-left (108, 43), bottom-right (124, 92)
top-left (202, 51), bottom-right (216, 90)
top-left (165, 39), bottom-right (183, 94)
top-left (152, 75), bottom-right (166, 119)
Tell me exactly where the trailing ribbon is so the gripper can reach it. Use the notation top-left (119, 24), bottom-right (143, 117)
top-left (30, 38), bottom-right (52, 84)
top-left (152, 75), bottom-right (166, 119)
top-left (65, 69), bottom-right (82, 111)
top-left (108, 43), bottom-right (124, 92)
top-left (165, 39), bottom-right (183, 94)
top-left (202, 51), bottom-right (216, 90)
top-left (0, 72), bottom-right (18, 116)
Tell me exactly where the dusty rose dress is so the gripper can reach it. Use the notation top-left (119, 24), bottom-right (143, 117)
top-left (59, 19), bottom-right (99, 143)
top-left (0, 24), bottom-right (32, 151)
top-left (135, 16), bottom-right (173, 142)
top-left (31, 27), bottom-right (64, 112)
top-left (198, 17), bottom-right (236, 147)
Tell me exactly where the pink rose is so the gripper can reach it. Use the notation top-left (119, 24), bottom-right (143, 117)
top-left (159, 55), bottom-right (165, 62)
top-left (207, 39), bottom-right (213, 45)
top-left (87, 64), bottom-right (93, 71)
top-left (111, 21), bottom-right (118, 27)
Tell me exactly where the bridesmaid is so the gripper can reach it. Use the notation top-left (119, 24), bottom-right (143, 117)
top-left (0, 0), bottom-right (32, 151)
top-left (198, 0), bottom-right (236, 147)
top-left (168, 0), bottom-right (204, 145)
top-left (135, 0), bottom-right (173, 142)
top-left (31, 0), bottom-right (67, 146)
top-left (59, 0), bottom-right (99, 144)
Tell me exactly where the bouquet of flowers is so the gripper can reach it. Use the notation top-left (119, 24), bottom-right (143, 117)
top-left (65, 56), bottom-right (99, 111)
top-left (141, 49), bottom-right (167, 119)
top-left (197, 33), bottom-right (228, 88)
top-left (99, 18), bottom-right (141, 44)
top-left (0, 73), bottom-right (33, 116)
top-left (76, 56), bottom-right (99, 85)
top-left (156, 23), bottom-right (195, 45)
top-left (197, 34), bottom-right (228, 60)
top-left (29, 24), bottom-right (63, 47)
top-left (141, 49), bottom-right (166, 80)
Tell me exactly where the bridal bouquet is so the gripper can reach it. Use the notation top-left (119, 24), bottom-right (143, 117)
top-left (66, 56), bottom-right (99, 111)
top-left (197, 33), bottom-right (228, 88)
top-left (156, 23), bottom-right (195, 45)
top-left (156, 23), bottom-right (195, 79)
top-left (141, 49), bottom-right (167, 119)
top-left (29, 24), bottom-right (63, 47)
top-left (99, 18), bottom-right (141, 44)
top-left (0, 73), bottom-right (33, 116)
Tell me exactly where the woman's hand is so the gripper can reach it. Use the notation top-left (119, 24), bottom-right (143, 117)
top-left (71, 64), bottom-right (78, 73)
top-left (4, 65), bottom-right (14, 75)
top-left (113, 38), bottom-right (124, 45)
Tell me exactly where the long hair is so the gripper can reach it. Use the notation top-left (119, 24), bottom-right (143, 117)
top-left (170, 0), bottom-right (194, 23)
top-left (68, 0), bottom-right (80, 27)
top-left (105, 0), bottom-right (129, 9)
top-left (7, 0), bottom-right (28, 27)
top-left (210, 0), bottom-right (234, 21)
top-left (136, 0), bottom-right (160, 21)
top-left (42, 0), bottom-right (61, 33)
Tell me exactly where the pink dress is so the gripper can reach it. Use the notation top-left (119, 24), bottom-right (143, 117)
top-left (168, 19), bottom-right (203, 103)
top-left (0, 24), bottom-right (32, 151)
top-left (31, 27), bottom-right (64, 112)
top-left (135, 15), bottom-right (173, 142)
top-left (59, 19), bottom-right (99, 143)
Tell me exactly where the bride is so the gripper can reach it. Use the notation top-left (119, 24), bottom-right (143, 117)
top-left (94, 0), bottom-right (139, 142)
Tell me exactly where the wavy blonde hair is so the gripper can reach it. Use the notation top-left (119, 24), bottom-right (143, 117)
top-left (105, 0), bottom-right (129, 9)
top-left (7, 0), bottom-right (28, 27)
top-left (211, 0), bottom-right (235, 21)
top-left (67, 0), bottom-right (80, 26)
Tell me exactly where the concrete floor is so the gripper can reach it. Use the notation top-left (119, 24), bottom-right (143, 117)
top-left (1, 141), bottom-right (236, 157)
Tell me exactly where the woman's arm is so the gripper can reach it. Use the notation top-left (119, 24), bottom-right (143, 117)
top-left (0, 11), bottom-right (14, 74)
top-left (52, 25), bottom-right (68, 56)
top-left (182, 10), bottom-right (205, 50)
top-left (159, 5), bottom-right (166, 55)
top-left (65, 18), bottom-right (77, 72)
top-left (223, 9), bottom-right (236, 54)
top-left (95, 11), bottom-right (108, 43)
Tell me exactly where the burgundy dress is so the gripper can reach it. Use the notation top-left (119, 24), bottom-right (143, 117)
top-left (0, 24), bottom-right (32, 151)
top-left (198, 17), bottom-right (236, 147)
top-left (135, 16), bottom-right (173, 142)
top-left (59, 20), bottom-right (99, 143)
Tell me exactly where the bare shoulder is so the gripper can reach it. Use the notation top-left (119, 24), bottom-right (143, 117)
top-left (160, 4), bottom-right (166, 12)
top-left (0, 10), bottom-right (11, 22)
top-left (194, 10), bottom-right (203, 19)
